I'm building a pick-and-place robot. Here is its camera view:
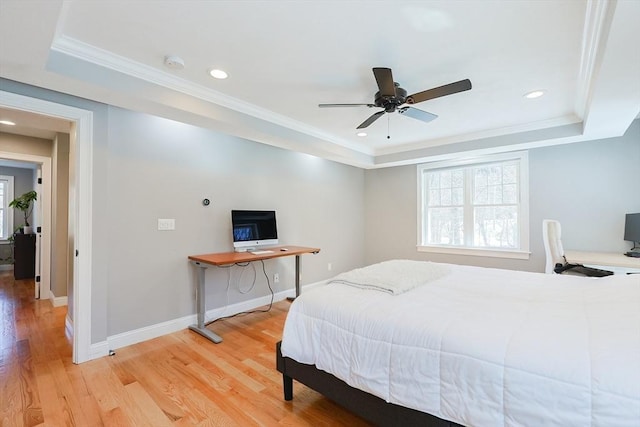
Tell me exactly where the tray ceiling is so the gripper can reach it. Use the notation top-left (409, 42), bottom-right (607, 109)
top-left (0, 0), bottom-right (638, 168)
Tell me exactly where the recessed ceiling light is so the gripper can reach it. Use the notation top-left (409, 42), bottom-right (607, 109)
top-left (356, 132), bottom-right (367, 137)
top-left (209, 69), bottom-right (228, 79)
top-left (524, 90), bottom-right (545, 99)
top-left (0, 120), bottom-right (16, 126)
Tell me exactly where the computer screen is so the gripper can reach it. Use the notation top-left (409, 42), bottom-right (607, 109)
top-left (231, 210), bottom-right (278, 249)
top-left (623, 213), bottom-right (640, 244)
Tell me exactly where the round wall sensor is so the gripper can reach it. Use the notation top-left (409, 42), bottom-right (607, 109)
top-left (202, 198), bottom-right (210, 206)
top-left (164, 55), bottom-right (185, 70)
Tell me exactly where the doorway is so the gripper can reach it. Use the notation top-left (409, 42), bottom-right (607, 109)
top-left (0, 156), bottom-right (51, 300)
top-left (0, 89), bottom-right (94, 364)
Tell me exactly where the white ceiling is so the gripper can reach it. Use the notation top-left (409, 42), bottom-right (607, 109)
top-left (0, 0), bottom-right (638, 168)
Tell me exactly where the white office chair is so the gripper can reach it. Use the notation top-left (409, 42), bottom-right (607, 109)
top-left (542, 219), bottom-right (565, 274)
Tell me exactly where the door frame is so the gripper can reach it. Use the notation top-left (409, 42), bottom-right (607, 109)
top-left (0, 153), bottom-right (51, 300)
top-left (0, 89), bottom-right (94, 364)
top-left (35, 166), bottom-right (42, 299)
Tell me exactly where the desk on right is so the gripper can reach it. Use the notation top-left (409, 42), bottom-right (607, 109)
top-left (565, 250), bottom-right (640, 275)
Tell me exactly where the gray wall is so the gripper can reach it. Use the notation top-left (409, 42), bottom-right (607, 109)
top-left (364, 120), bottom-right (640, 272)
top-left (0, 132), bottom-right (52, 157)
top-left (51, 133), bottom-right (70, 298)
top-left (2, 76), bottom-right (365, 341)
top-left (105, 107), bottom-right (365, 335)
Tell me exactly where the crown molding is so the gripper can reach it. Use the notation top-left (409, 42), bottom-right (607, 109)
top-left (49, 35), bottom-right (372, 156)
top-left (374, 114), bottom-right (582, 157)
top-left (575, 0), bottom-right (613, 119)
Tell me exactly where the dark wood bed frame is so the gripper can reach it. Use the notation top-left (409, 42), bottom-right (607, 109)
top-left (276, 341), bottom-right (462, 426)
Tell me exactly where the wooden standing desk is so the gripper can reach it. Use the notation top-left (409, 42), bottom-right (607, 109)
top-left (187, 245), bottom-right (320, 343)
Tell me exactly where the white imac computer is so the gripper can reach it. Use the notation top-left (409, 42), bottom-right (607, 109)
top-left (231, 210), bottom-right (278, 252)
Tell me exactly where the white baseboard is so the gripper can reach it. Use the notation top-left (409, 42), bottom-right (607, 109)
top-left (88, 341), bottom-right (111, 361)
top-left (99, 281), bottom-right (325, 355)
top-left (49, 291), bottom-right (68, 307)
top-left (0, 264), bottom-right (13, 271)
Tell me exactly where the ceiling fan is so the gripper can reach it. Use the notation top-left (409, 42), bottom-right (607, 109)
top-left (319, 67), bottom-right (472, 130)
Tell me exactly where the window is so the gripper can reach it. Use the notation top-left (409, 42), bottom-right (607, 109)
top-left (0, 176), bottom-right (15, 240)
top-left (417, 152), bottom-right (529, 259)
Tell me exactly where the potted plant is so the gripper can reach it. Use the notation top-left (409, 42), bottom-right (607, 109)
top-left (9, 190), bottom-right (38, 234)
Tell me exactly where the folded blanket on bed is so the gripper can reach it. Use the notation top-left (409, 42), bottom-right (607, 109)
top-left (328, 259), bottom-right (451, 295)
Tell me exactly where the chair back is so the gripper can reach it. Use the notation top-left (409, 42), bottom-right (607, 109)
top-left (542, 219), bottom-right (565, 274)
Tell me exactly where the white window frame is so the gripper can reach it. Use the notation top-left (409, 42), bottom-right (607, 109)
top-left (0, 175), bottom-right (15, 241)
top-left (417, 151), bottom-right (530, 259)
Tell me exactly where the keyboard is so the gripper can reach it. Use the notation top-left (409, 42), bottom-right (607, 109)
top-left (250, 250), bottom-right (274, 255)
top-left (555, 263), bottom-right (614, 277)
top-left (567, 265), bottom-right (613, 277)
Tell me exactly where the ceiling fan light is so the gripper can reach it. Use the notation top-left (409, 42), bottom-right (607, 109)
top-left (524, 90), bottom-right (545, 99)
top-left (209, 69), bottom-right (228, 79)
top-left (356, 132), bottom-right (367, 137)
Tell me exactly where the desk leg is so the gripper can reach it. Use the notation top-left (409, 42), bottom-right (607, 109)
top-left (188, 262), bottom-right (223, 343)
top-left (287, 255), bottom-right (302, 302)
top-left (295, 255), bottom-right (301, 297)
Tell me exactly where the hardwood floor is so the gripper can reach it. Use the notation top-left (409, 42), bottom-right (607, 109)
top-left (0, 272), bottom-right (371, 426)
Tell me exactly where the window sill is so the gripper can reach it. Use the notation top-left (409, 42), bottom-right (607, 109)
top-left (417, 245), bottom-right (530, 260)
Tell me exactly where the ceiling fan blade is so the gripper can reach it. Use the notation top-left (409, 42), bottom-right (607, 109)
top-left (318, 103), bottom-right (375, 108)
top-left (357, 110), bottom-right (386, 129)
top-left (398, 106), bottom-right (438, 123)
top-left (372, 67), bottom-right (396, 97)
top-left (407, 79), bottom-right (472, 104)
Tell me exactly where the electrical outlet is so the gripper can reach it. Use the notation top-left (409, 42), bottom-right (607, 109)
top-left (273, 273), bottom-right (280, 283)
top-left (158, 218), bottom-right (175, 230)
top-left (328, 263), bottom-right (332, 271)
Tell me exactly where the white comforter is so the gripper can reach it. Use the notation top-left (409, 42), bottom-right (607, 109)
top-left (281, 261), bottom-right (640, 427)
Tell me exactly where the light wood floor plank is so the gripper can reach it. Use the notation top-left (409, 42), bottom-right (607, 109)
top-left (34, 361), bottom-right (69, 427)
top-left (1, 271), bottom-right (371, 426)
top-left (47, 358), bottom-right (91, 426)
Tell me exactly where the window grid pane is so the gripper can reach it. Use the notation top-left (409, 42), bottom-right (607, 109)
top-left (425, 169), bottom-right (464, 245)
top-left (421, 156), bottom-right (524, 250)
top-left (474, 206), bottom-right (519, 248)
top-left (0, 179), bottom-right (9, 240)
top-left (427, 169), bottom-right (464, 208)
top-left (428, 207), bottom-right (464, 245)
top-left (473, 163), bottom-right (520, 206)
top-left (471, 162), bottom-right (519, 247)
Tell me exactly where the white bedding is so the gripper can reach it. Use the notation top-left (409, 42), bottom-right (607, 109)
top-left (329, 259), bottom-right (451, 294)
top-left (281, 261), bottom-right (640, 427)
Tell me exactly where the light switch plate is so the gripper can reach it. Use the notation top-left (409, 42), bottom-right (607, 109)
top-left (158, 218), bottom-right (175, 230)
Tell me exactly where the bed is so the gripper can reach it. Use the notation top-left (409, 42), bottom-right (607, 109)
top-left (276, 260), bottom-right (640, 426)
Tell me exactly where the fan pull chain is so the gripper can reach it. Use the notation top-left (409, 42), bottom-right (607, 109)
top-left (387, 115), bottom-right (391, 139)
